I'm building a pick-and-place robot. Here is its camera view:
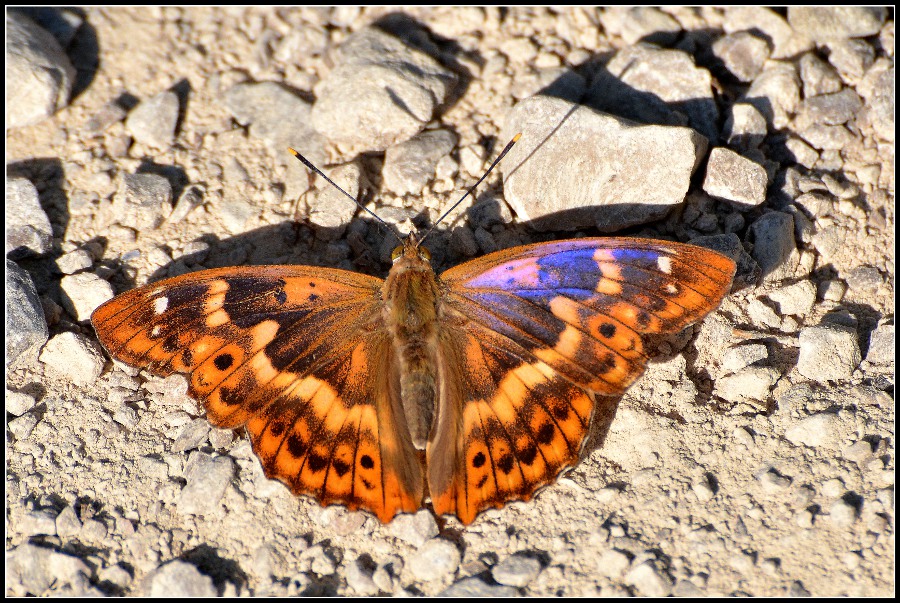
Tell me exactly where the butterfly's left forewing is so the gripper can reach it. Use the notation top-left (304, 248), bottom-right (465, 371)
top-left (92, 265), bottom-right (424, 522)
top-left (429, 238), bottom-right (736, 522)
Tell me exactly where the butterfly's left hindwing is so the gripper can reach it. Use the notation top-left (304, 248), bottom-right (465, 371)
top-left (429, 238), bottom-right (736, 522)
top-left (92, 265), bottom-right (424, 522)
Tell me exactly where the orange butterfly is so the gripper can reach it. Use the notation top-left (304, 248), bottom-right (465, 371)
top-left (91, 141), bottom-right (736, 524)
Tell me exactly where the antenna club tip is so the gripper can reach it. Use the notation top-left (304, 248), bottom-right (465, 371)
top-left (287, 147), bottom-right (300, 156)
top-left (512, 133), bottom-right (522, 142)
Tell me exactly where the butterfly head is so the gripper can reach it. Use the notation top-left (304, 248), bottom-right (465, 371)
top-left (390, 234), bottom-right (432, 267)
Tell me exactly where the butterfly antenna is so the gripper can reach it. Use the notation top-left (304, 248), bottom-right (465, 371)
top-left (418, 133), bottom-right (522, 246)
top-left (288, 148), bottom-right (401, 244)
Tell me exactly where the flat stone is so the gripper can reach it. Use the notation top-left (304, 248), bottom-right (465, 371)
top-left (785, 412), bottom-right (842, 448)
top-left (143, 561), bottom-right (217, 597)
top-left (387, 509), bottom-right (440, 548)
top-left (113, 405), bottom-right (139, 429)
top-left (86, 100), bottom-right (128, 133)
top-left (171, 418), bottom-right (210, 452)
top-left (8, 413), bottom-right (39, 440)
top-left (6, 389), bottom-right (37, 416)
top-left (811, 225), bottom-right (845, 262)
top-left (501, 95), bottom-right (707, 232)
top-left (55, 249), bottom-right (94, 274)
top-left (798, 52), bottom-right (844, 97)
top-left (590, 43), bottom-right (718, 142)
top-left (97, 564), bottom-right (133, 590)
top-left (6, 261), bottom-right (49, 367)
top-left (382, 129), bottom-right (458, 196)
top-left (742, 61), bottom-right (801, 129)
top-left (859, 64), bottom-right (893, 143)
top-left (38, 331), bottom-right (105, 387)
top-left (797, 324), bottom-right (861, 381)
top-left (865, 324), bottom-right (894, 365)
top-left (7, 11), bottom-right (75, 127)
top-left (177, 452), bottom-right (235, 516)
top-left (407, 538), bottom-right (461, 582)
top-left (599, 7), bottom-right (682, 46)
top-left (5, 543), bottom-right (93, 596)
top-left (126, 90), bottom-right (179, 148)
top-left (712, 31), bottom-right (771, 82)
top-left (784, 136), bottom-right (819, 169)
top-left (799, 123), bottom-right (859, 152)
top-left (624, 561), bottom-right (673, 597)
top-left (748, 212), bottom-right (799, 282)
top-left (305, 160), bottom-right (363, 240)
top-left (827, 39), bottom-right (875, 81)
top-left (843, 440), bottom-right (874, 465)
top-left (703, 147), bottom-right (768, 207)
top-left (714, 367), bottom-right (780, 403)
top-left (793, 89), bottom-right (863, 130)
top-left (788, 7), bottom-right (887, 41)
top-left (6, 178), bottom-right (53, 259)
top-left (845, 265), bottom-right (883, 295)
top-left (168, 185), bottom-right (205, 224)
top-left (137, 456), bottom-right (169, 480)
top-left (59, 272), bottom-right (115, 322)
top-left (112, 173), bottom-right (173, 231)
top-left (311, 24), bottom-right (457, 154)
top-left (720, 344), bottom-right (769, 375)
top-left (80, 518), bottom-right (108, 542)
top-left (724, 103), bottom-right (768, 151)
top-left (746, 298), bottom-right (782, 329)
top-left (439, 576), bottom-right (518, 597)
top-left (491, 553), bottom-right (542, 587)
top-left (55, 505), bottom-right (83, 540)
top-left (765, 280), bottom-right (816, 316)
top-left (723, 7), bottom-right (814, 59)
top-left (223, 81), bottom-right (327, 164)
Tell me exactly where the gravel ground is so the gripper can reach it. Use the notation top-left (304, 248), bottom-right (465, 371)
top-left (6, 7), bottom-right (894, 596)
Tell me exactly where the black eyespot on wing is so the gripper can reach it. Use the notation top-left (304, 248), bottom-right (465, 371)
top-left (472, 451), bottom-right (487, 469)
top-left (214, 353), bottom-right (234, 371)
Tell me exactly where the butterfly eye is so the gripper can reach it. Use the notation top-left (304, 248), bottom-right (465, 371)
top-left (419, 246), bottom-right (431, 261)
top-left (391, 245), bottom-right (403, 261)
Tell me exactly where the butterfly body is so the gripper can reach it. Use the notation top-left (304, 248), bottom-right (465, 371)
top-left (92, 236), bottom-right (736, 524)
top-left (382, 237), bottom-right (441, 449)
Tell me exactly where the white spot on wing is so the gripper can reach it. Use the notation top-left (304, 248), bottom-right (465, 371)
top-left (658, 256), bottom-right (672, 274)
top-left (151, 325), bottom-right (161, 337)
top-left (154, 297), bottom-right (169, 315)
top-left (665, 284), bottom-right (679, 295)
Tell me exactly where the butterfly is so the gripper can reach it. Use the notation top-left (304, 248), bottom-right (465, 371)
top-left (91, 230), bottom-right (735, 524)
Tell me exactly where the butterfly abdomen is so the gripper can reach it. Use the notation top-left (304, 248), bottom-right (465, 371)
top-left (382, 248), bottom-right (443, 450)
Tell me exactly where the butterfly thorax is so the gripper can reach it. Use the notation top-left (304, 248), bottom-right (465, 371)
top-left (382, 236), bottom-right (441, 449)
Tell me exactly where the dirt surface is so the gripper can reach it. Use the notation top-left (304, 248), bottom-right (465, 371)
top-left (6, 7), bottom-right (894, 596)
